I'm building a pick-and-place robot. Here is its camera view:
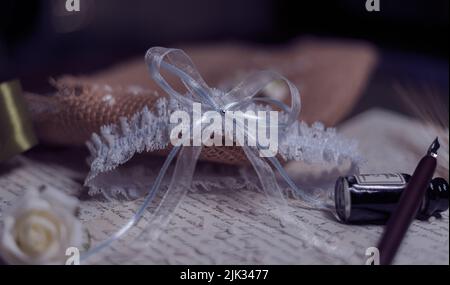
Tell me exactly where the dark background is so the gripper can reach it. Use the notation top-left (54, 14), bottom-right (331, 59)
top-left (0, 0), bottom-right (448, 118)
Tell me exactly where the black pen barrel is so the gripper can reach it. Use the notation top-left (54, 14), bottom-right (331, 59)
top-left (378, 155), bottom-right (437, 265)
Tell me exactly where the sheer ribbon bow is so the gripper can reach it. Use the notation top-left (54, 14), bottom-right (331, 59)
top-left (82, 47), bottom-right (326, 261)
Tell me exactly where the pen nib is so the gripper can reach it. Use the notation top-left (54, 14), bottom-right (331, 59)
top-left (427, 137), bottom-right (440, 156)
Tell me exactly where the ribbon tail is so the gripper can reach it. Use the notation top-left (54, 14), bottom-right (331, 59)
top-left (267, 156), bottom-right (328, 210)
top-left (81, 145), bottom-right (189, 262)
top-left (242, 147), bottom-right (352, 258)
top-left (132, 145), bottom-right (202, 244)
top-left (242, 145), bottom-right (290, 217)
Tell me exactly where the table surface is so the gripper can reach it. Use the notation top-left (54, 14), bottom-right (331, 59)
top-left (0, 108), bottom-right (448, 264)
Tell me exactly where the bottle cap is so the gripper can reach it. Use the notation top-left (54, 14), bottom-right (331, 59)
top-left (419, 177), bottom-right (449, 220)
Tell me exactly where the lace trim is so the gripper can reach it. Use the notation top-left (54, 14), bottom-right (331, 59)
top-left (85, 100), bottom-right (363, 198)
top-left (85, 98), bottom-right (170, 184)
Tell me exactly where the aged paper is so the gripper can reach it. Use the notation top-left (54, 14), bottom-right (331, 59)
top-left (0, 109), bottom-right (448, 264)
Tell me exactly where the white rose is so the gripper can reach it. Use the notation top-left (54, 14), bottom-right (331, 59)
top-left (0, 187), bottom-right (83, 265)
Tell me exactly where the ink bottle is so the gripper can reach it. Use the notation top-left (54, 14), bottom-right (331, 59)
top-left (334, 173), bottom-right (449, 224)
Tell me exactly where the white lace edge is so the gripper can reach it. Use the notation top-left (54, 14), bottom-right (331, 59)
top-left (85, 99), bottom-right (364, 196)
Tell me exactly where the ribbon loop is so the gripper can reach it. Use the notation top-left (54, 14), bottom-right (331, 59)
top-left (223, 70), bottom-right (301, 127)
top-left (146, 47), bottom-right (220, 111)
